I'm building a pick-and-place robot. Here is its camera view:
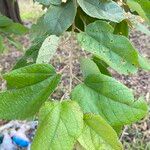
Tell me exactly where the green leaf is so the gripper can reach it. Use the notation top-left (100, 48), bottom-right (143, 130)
top-left (32, 0), bottom-right (77, 37)
top-left (0, 14), bottom-right (28, 35)
top-left (4, 63), bottom-right (56, 89)
top-left (0, 23), bottom-right (28, 35)
top-left (114, 20), bottom-right (129, 37)
top-left (31, 16), bottom-right (48, 39)
top-left (44, 0), bottom-right (76, 35)
top-left (113, 126), bottom-right (123, 136)
top-left (7, 36), bottom-right (23, 50)
top-left (36, 35), bottom-right (60, 64)
top-left (75, 142), bottom-right (85, 150)
top-left (77, 20), bottom-right (139, 74)
top-left (36, 0), bottom-right (61, 5)
top-left (13, 36), bottom-right (46, 69)
top-left (71, 60), bottom-right (148, 126)
top-left (80, 58), bottom-right (101, 78)
top-left (0, 35), bottom-right (4, 53)
top-left (0, 15), bottom-right (13, 27)
top-left (77, 0), bottom-right (125, 23)
top-left (127, 0), bottom-right (150, 24)
top-left (32, 100), bottom-right (83, 150)
top-left (138, 55), bottom-right (150, 71)
top-left (0, 64), bottom-right (60, 119)
top-left (80, 57), bottom-right (111, 77)
top-left (73, 7), bottom-right (98, 32)
top-left (78, 114), bottom-right (123, 150)
top-left (92, 56), bottom-right (112, 76)
top-left (73, 8), bottom-right (85, 32)
top-left (50, 0), bottom-right (61, 5)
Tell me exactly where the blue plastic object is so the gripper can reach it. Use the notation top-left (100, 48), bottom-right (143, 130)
top-left (0, 134), bottom-right (4, 144)
top-left (12, 136), bottom-right (30, 148)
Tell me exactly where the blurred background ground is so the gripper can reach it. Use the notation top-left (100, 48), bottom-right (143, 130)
top-left (0, 0), bottom-right (150, 149)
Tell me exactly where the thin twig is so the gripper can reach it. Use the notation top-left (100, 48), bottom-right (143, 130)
top-left (120, 126), bottom-right (128, 141)
top-left (60, 93), bottom-right (66, 102)
top-left (58, 65), bottom-right (69, 74)
top-left (73, 75), bottom-right (82, 83)
top-left (75, 27), bottom-right (82, 32)
top-left (69, 44), bottom-right (73, 93)
top-left (68, 23), bottom-right (75, 93)
top-left (60, 35), bottom-right (71, 46)
top-left (82, 49), bottom-right (88, 58)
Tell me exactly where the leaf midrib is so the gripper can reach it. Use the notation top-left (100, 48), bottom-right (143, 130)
top-left (3, 74), bottom-right (58, 91)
